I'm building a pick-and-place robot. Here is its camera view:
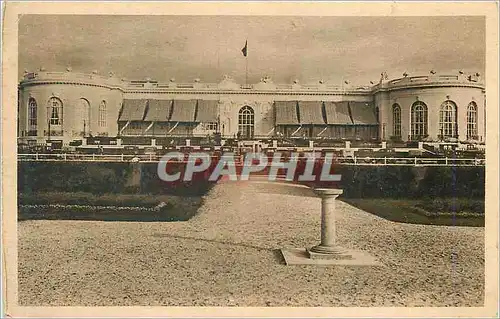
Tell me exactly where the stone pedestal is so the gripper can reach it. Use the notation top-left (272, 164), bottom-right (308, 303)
top-left (281, 188), bottom-right (381, 266)
top-left (307, 189), bottom-right (352, 260)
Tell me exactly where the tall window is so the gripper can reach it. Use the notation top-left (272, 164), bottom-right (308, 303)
top-left (48, 97), bottom-right (63, 125)
top-left (410, 101), bottom-right (428, 138)
top-left (78, 98), bottom-right (91, 134)
top-left (467, 101), bottom-right (478, 140)
top-left (439, 100), bottom-right (457, 138)
top-left (392, 103), bottom-right (401, 137)
top-left (238, 106), bottom-right (254, 139)
top-left (98, 100), bottom-right (107, 127)
top-left (28, 98), bottom-right (37, 132)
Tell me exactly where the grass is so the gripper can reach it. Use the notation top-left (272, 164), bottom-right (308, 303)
top-left (18, 192), bottom-right (204, 222)
top-left (342, 198), bottom-right (484, 227)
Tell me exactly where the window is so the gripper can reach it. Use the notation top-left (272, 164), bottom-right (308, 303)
top-left (48, 97), bottom-right (63, 125)
top-left (392, 104), bottom-right (401, 137)
top-left (410, 101), bottom-right (428, 138)
top-left (238, 106), bottom-right (254, 139)
top-left (28, 98), bottom-right (37, 132)
top-left (439, 100), bottom-right (457, 138)
top-left (98, 100), bottom-right (107, 127)
top-left (467, 101), bottom-right (478, 140)
top-left (204, 122), bottom-right (218, 130)
top-left (78, 98), bottom-right (91, 134)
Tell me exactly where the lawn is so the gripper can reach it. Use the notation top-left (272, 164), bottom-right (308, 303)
top-left (18, 192), bottom-right (204, 222)
top-left (341, 198), bottom-right (484, 227)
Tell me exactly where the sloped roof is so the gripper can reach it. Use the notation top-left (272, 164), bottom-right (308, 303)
top-left (119, 99), bottom-right (148, 121)
top-left (196, 100), bottom-right (218, 122)
top-left (144, 100), bottom-right (171, 121)
top-left (170, 100), bottom-right (197, 122)
top-left (298, 101), bottom-right (325, 125)
top-left (324, 101), bottom-right (353, 125)
top-left (275, 101), bottom-right (299, 125)
top-left (349, 102), bottom-right (378, 125)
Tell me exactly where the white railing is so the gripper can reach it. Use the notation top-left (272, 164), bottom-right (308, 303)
top-left (18, 154), bottom-right (485, 166)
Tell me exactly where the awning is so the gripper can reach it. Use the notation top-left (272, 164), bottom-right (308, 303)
top-left (275, 101), bottom-right (299, 125)
top-left (298, 101), bottom-right (325, 125)
top-left (324, 101), bottom-right (353, 125)
top-left (144, 100), bottom-right (171, 121)
top-left (119, 99), bottom-right (148, 121)
top-left (196, 100), bottom-right (218, 122)
top-left (349, 102), bottom-right (378, 125)
top-left (170, 100), bottom-right (197, 122)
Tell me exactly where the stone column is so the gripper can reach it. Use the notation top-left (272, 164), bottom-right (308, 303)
top-left (308, 188), bottom-right (351, 259)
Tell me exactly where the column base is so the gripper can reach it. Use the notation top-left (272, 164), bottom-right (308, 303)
top-left (307, 245), bottom-right (353, 260)
top-left (280, 248), bottom-right (381, 266)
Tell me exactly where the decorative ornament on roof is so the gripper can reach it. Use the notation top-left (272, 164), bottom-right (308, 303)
top-left (403, 72), bottom-right (408, 77)
top-left (194, 78), bottom-right (201, 83)
top-left (260, 75), bottom-right (272, 83)
top-left (39, 66), bottom-right (46, 71)
top-left (430, 70), bottom-right (436, 74)
top-left (293, 79), bottom-right (299, 84)
top-left (66, 67), bottom-right (72, 72)
top-left (92, 70), bottom-right (98, 74)
top-left (170, 78), bottom-right (176, 82)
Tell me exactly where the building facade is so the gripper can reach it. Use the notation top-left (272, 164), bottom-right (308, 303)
top-left (18, 70), bottom-right (486, 147)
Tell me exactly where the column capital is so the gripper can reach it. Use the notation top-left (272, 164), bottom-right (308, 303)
top-left (313, 188), bottom-right (343, 198)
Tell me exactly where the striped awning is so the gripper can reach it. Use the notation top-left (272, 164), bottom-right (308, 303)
top-left (196, 100), bottom-right (218, 122)
top-left (275, 101), bottom-right (299, 125)
top-left (144, 100), bottom-right (171, 121)
top-left (324, 101), bottom-right (353, 125)
top-left (119, 99), bottom-right (148, 121)
top-left (298, 101), bottom-right (325, 125)
top-left (349, 102), bottom-right (378, 125)
top-left (170, 100), bottom-right (197, 122)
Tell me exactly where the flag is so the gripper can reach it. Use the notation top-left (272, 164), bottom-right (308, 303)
top-left (241, 40), bottom-right (247, 57)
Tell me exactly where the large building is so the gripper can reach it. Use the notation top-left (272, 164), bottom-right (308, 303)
top-left (17, 69), bottom-right (485, 148)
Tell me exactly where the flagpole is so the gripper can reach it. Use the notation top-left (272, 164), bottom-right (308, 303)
top-left (245, 56), bottom-right (248, 85)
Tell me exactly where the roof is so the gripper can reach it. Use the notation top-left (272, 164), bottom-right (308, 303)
top-left (349, 102), bottom-right (378, 125)
top-left (324, 101), bottom-right (353, 125)
top-left (298, 101), bottom-right (325, 125)
top-left (144, 100), bottom-right (171, 121)
top-left (196, 100), bottom-right (218, 122)
top-left (170, 100), bottom-right (197, 122)
top-left (119, 99), bottom-right (148, 121)
top-left (275, 101), bottom-right (299, 125)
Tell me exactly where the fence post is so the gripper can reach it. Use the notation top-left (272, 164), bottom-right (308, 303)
top-left (445, 157), bottom-right (448, 165)
top-left (92, 154), bottom-right (95, 161)
top-left (149, 154), bottom-right (152, 162)
top-left (414, 157), bottom-right (417, 165)
top-left (384, 157), bottom-right (387, 165)
top-left (35, 153), bottom-right (39, 161)
top-left (121, 154), bottom-right (124, 162)
top-left (354, 156), bottom-right (357, 165)
top-left (64, 153), bottom-right (67, 161)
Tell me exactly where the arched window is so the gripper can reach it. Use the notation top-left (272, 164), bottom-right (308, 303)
top-left (77, 98), bottom-right (91, 134)
top-left (48, 97), bottom-right (63, 126)
top-left (28, 98), bottom-right (37, 132)
top-left (410, 101), bottom-right (428, 139)
top-left (467, 101), bottom-right (478, 140)
top-left (439, 100), bottom-right (457, 138)
top-left (98, 100), bottom-right (107, 127)
top-left (238, 106), bottom-right (254, 139)
top-left (392, 104), bottom-right (401, 137)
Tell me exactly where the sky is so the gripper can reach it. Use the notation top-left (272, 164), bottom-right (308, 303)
top-left (18, 15), bottom-right (485, 86)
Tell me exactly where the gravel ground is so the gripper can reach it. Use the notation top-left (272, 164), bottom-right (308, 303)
top-left (18, 181), bottom-right (484, 306)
